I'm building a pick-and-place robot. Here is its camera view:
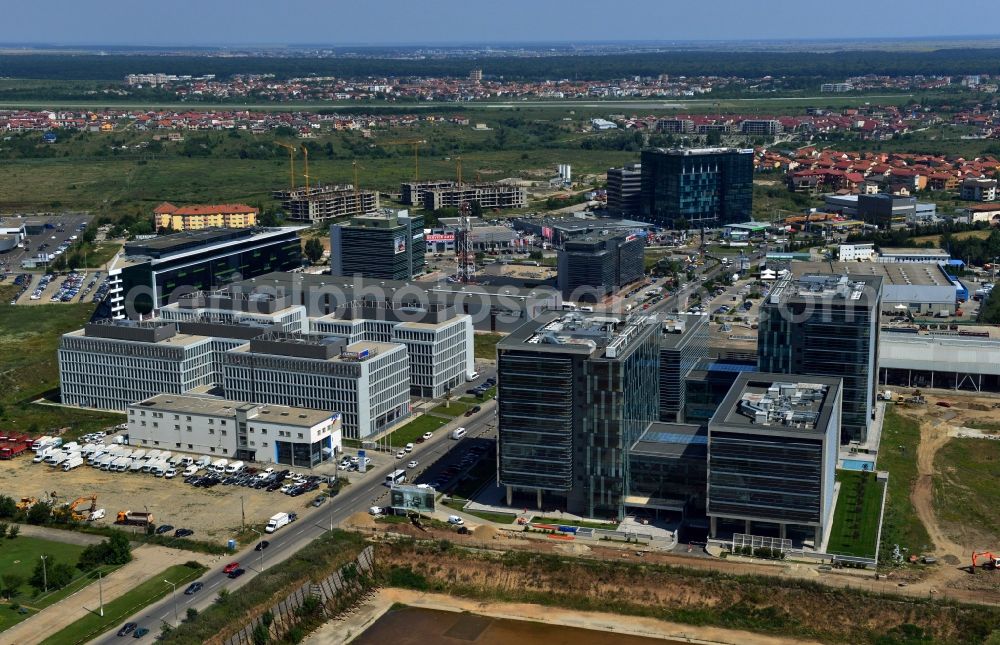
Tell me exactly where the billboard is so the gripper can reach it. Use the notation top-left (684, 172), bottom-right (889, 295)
top-left (357, 449), bottom-right (367, 474)
top-left (426, 233), bottom-right (456, 243)
top-left (389, 485), bottom-right (436, 513)
top-left (394, 236), bottom-right (406, 254)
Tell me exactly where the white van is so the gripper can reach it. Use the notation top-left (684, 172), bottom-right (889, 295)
top-left (225, 460), bottom-right (245, 474)
top-left (182, 465), bottom-right (199, 477)
top-left (451, 427), bottom-right (467, 440)
top-left (211, 459), bottom-right (228, 474)
top-left (466, 371), bottom-right (480, 382)
top-left (196, 455), bottom-right (212, 468)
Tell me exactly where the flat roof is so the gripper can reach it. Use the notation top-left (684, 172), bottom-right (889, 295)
top-left (712, 373), bottom-right (841, 435)
top-left (500, 309), bottom-right (655, 358)
top-left (133, 394), bottom-right (334, 428)
top-left (879, 247), bottom-right (950, 256)
top-left (791, 261), bottom-right (952, 287)
top-left (632, 422), bottom-right (707, 458)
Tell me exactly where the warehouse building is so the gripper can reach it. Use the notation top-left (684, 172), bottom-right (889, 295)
top-left (222, 332), bottom-right (410, 439)
top-left (879, 327), bottom-right (1000, 393)
top-left (128, 394), bottom-right (342, 467)
top-left (707, 374), bottom-right (841, 547)
top-left (330, 210), bottom-right (426, 280)
top-left (108, 227), bottom-right (304, 318)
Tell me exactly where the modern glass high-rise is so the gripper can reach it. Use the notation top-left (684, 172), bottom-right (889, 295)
top-left (758, 274), bottom-right (882, 444)
top-left (330, 210), bottom-right (425, 280)
top-left (639, 147), bottom-right (754, 229)
top-left (497, 311), bottom-right (660, 519)
top-left (557, 231), bottom-right (644, 302)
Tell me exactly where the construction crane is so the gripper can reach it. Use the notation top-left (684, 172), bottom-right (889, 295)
top-left (456, 156), bottom-right (463, 186)
top-left (300, 144), bottom-right (310, 189)
top-left (275, 142), bottom-right (298, 192)
top-left (352, 161), bottom-right (362, 199)
top-left (381, 138), bottom-right (426, 181)
top-left (972, 551), bottom-right (998, 572)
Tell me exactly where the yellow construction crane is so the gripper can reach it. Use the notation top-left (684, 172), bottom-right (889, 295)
top-left (275, 142), bottom-right (298, 192)
top-left (380, 138), bottom-right (426, 181)
top-left (300, 144), bottom-right (310, 189)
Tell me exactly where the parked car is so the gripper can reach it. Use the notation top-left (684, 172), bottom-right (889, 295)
top-left (155, 524), bottom-right (174, 535)
top-left (422, 432), bottom-right (433, 440)
top-left (404, 443), bottom-right (414, 452)
top-left (311, 495), bottom-right (327, 507)
top-left (447, 515), bottom-right (464, 526)
top-left (406, 460), bottom-right (418, 469)
top-left (174, 528), bottom-right (194, 538)
top-left (227, 568), bottom-right (246, 579)
top-left (132, 628), bottom-right (149, 639)
top-left (255, 540), bottom-right (270, 551)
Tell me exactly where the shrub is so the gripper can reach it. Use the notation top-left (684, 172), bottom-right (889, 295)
top-left (7, 525), bottom-right (19, 539)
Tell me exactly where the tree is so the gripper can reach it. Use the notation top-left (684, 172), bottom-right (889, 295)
top-left (0, 495), bottom-right (15, 518)
top-left (1, 573), bottom-right (23, 599)
top-left (470, 200), bottom-right (483, 219)
top-left (77, 532), bottom-right (132, 571)
top-left (304, 237), bottom-right (324, 264)
top-left (185, 607), bottom-right (199, 622)
top-left (31, 555), bottom-right (73, 591)
top-left (0, 523), bottom-right (6, 539)
top-left (7, 525), bottom-right (18, 539)
top-left (26, 501), bottom-right (52, 525)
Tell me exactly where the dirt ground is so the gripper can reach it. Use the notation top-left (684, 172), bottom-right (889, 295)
top-left (883, 389), bottom-right (1000, 599)
top-left (0, 456), bottom-right (305, 539)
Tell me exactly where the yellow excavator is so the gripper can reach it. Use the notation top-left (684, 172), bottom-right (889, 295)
top-left (15, 496), bottom-right (37, 510)
top-left (54, 494), bottom-right (97, 522)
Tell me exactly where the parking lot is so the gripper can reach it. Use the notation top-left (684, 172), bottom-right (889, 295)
top-left (0, 213), bottom-right (91, 271)
top-left (0, 444), bottom-right (338, 541)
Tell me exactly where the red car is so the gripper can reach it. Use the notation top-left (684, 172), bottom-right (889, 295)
top-left (223, 562), bottom-right (240, 574)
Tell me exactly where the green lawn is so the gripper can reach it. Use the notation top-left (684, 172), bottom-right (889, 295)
top-left (0, 535), bottom-right (88, 630)
top-left (826, 470), bottom-right (884, 558)
top-left (473, 333), bottom-right (504, 361)
top-left (431, 401), bottom-right (472, 418)
top-left (441, 497), bottom-right (517, 525)
top-left (535, 516), bottom-right (618, 530)
top-left (40, 562), bottom-right (207, 645)
top-left (460, 385), bottom-right (497, 403)
top-left (386, 414), bottom-right (449, 447)
top-left (876, 408), bottom-right (932, 563)
top-left (933, 438), bottom-right (1000, 547)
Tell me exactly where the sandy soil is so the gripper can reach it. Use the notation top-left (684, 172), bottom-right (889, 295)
top-left (3, 544), bottom-right (216, 645)
top-left (310, 588), bottom-right (822, 645)
top-left (0, 456), bottom-right (310, 540)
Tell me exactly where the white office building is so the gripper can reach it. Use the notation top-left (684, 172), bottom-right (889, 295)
top-left (222, 333), bottom-right (410, 439)
top-left (159, 290), bottom-right (308, 333)
top-left (128, 394), bottom-right (342, 467)
top-left (310, 302), bottom-right (474, 398)
top-left (837, 243), bottom-right (876, 262)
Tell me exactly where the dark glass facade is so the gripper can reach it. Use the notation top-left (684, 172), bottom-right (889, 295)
top-left (758, 276), bottom-right (881, 443)
top-left (121, 230), bottom-right (302, 316)
top-left (330, 213), bottom-right (426, 280)
top-left (658, 316), bottom-right (709, 423)
top-left (557, 233), bottom-right (644, 302)
top-left (639, 148), bottom-right (753, 229)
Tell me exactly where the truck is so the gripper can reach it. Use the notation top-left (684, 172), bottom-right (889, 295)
top-left (145, 449), bottom-right (161, 461)
top-left (129, 458), bottom-right (145, 472)
top-left (196, 455), bottom-right (212, 468)
top-left (112, 457), bottom-right (131, 472)
top-left (225, 460), bottom-right (245, 474)
top-left (98, 455), bottom-right (116, 470)
top-left (62, 455), bottom-right (85, 471)
top-left (0, 444), bottom-right (27, 460)
top-left (115, 510), bottom-right (154, 527)
top-left (265, 512), bottom-right (293, 534)
top-left (31, 436), bottom-right (54, 452)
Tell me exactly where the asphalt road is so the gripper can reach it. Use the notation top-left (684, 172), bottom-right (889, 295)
top-left (91, 399), bottom-right (499, 643)
top-left (0, 213), bottom-right (90, 273)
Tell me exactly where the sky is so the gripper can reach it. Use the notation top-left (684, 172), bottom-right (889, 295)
top-left (1, 0), bottom-right (998, 47)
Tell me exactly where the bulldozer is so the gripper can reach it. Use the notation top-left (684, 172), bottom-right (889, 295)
top-left (15, 496), bottom-right (37, 511)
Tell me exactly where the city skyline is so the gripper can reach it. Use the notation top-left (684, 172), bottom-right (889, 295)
top-left (1, 0), bottom-right (999, 47)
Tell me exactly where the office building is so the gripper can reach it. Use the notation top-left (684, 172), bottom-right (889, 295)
top-left (330, 210), bottom-right (425, 280)
top-left (557, 231), bottom-right (644, 302)
top-left (153, 202), bottom-right (258, 231)
top-left (659, 315), bottom-right (710, 423)
top-left (497, 311), bottom-right (660, 518)
top-left (639, 148), bottom-right (754, 229)
top-left (628, 422), bottom-right (709, 521)
top-left (273, 185), bottom-right (379, 223)
top-left (108, 227), bottom-right (303, 318)
top-left (512, 215), bottom-right (650, 247)
top-left (758, 274), bottom-right (882, 443)
top-left (58, 320), bottom-right (244, 411)
top-left (606, 163), bottom-right (643, 216)
top-left (420, 183), bottom-right (527, 211)
top-left (683, 357), bottom-right (758, 423)
top-left (222, 332), bottom-right (410, 439)
top-left (311, 301), bottom-right (473, 398)
top-left (159, 289), bottom-right (308, 333)
top-left (128, 394), bottom-right (342, 467)
top-left (707, 374), bottom-right (841, 547)
top-left (858, 194), bottom-right (915, 230)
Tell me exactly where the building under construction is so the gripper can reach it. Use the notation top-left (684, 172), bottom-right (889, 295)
top-left (415, 182), bottom-right (528, 211)
top-left (400, 180), bottom-right (458, 207)
top-left (273, 185), bottom-right (379, 223)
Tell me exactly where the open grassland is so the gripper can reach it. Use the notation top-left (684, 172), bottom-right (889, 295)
top-left (877, 407), bottom-right (932, 562)
top-left (933, 437), bottom-right (1000, 548)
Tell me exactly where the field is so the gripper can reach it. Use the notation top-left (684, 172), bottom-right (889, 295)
top-left (0, 285), bottom-right (125, 440)
top-left (876, 407), bottom-right (932, 562)
top-left (40, 562), bottom-right (207, 645)
top-left (473, 333), bottom-right (504, 361)
top-left (826, 470), bottom-right (883, 558)
top-left (910, 229), bottom-right (991, 246)
top-left (933, 437), bottom-right (1000, 548)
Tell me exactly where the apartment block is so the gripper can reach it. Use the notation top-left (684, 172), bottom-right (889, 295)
top-left (740, 119), bottom-right (783, 136)
top-left (153, 202), bottom-right (258, 231)
top-left (707, 374), bottom-right (841, 547)
top-left (273, 185), bottom-right (379, 223)
top-left (400, 180), bottom-right (459, 207)
top-left (421, 183), bottom-right (527, 211)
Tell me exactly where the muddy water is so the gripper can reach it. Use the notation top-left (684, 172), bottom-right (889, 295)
top-left (354, 606), bottom-right (685, 645)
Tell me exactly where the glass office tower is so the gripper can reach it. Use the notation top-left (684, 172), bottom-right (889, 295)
top-left (639, 148), bottom-right (754, 229)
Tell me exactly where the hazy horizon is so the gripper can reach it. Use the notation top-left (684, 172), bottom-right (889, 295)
top-left (2, 0), bottom-right (999, 48)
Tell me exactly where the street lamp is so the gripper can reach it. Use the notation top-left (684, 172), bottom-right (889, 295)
top-left (163, 579), bottom-right (178, 626)
top-left (249, 528), bottom-right (265, 572)
top-left (40, 555), bottom-right (48, 593)
top-left (98, 570), bottom-right (104, 616)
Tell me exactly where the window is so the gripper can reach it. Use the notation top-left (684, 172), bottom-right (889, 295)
top-left (154, 441), bottom-right (160, 446)
top-left (210, 447), bottom-right (216, 453)
top-left (261, 428), bottom-right (267, 435)
top-left (186, 416), bottom-right (191, 421)
top-left (187, 444), bottom-right (193, 449)
top-left (175, 442), bottom-right (180, 448)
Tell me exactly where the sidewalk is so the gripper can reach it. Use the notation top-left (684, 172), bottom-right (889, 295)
top-left (2, 544), bottom-right (215, 645)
